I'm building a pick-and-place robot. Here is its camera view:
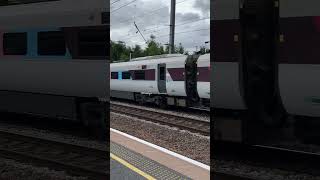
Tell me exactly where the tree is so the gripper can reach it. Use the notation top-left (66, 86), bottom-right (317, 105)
top-left (111, 37), bottom-right (187, 62)
top-left (145, 35), bottom-right (162, 56)
top-left (132, 45), bottom-right (144, 59)
top-left (111, 41), bottom-right (128, 62)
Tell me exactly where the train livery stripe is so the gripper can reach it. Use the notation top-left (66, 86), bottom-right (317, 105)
top-left (279, 16), bottom-right (320, 64)
top-left (27, 30), bottom-right (37, 57)
top-left (144, 69), bottom-right (155, 80)
top-left (167, 68), bottom-right (185, 81)
top-left (1, 28), bottom-right (78, 59)
top-left (0, 30), bottom-right (3, 56)
top-left (212, 19), bottom-right (241, 63)
top-left (0, 26), bottom-right (108, 60)
top-left (128, 69), bottom-right (156, 81)
top-left (167, 67), bottom-right (210, 82)
top-left (197, 67), bottom-right (210, 82)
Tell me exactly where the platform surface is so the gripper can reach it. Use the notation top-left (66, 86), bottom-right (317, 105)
top-left (111, 158), bottom-right (145, 180)
top-left (110, 128), bottom-right (210, 180)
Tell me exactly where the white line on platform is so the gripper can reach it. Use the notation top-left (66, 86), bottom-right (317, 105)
top-left (110, 128), bottom-right (210, 171)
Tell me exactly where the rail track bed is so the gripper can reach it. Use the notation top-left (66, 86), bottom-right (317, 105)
top-left (214, 141), bottom-right (320, 178)
top-left (0, 130), bottom-right (108, 180)
top-left (213, 171), bottom-right (257, 180)
top-left (111, 103), bottom-right (210, 136)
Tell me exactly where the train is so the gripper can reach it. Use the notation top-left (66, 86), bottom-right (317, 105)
top-left (110, 53), bottom-right (210, 109)
top-left (0, 0), bottom-right (109, 140)
top-left (213, 0), bottom-right (320, 144)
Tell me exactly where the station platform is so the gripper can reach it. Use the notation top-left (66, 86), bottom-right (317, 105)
top-left (110, 128), bottom-right (210, 180)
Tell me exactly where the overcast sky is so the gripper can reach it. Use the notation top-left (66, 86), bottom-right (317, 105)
top-left (110, 0), bottom-right (210, 53)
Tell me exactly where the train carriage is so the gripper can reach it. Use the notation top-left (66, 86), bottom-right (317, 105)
top-left (213, 0), bottom-right (320, 144)
top-left (278, 0), bottom-right (320, 138)
top-left (278, 0), bottom-right (320, 118)
top-left (110, 54), bottom-right (210, 109)
top-left (0, 0), bottom-right (109, 139)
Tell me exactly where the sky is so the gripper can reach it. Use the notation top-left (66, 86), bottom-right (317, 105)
top-left (110, 0), bottom-right (210, 53)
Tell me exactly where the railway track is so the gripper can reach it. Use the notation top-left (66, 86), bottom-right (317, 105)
top-left (213, 171), bottom-right (258, 180)
top-left (214, 141), bottom-right (320, 177)
top-left (0, 130), bottom-right (108, 180)
top-left (110, 103), bottom-right (210, 136)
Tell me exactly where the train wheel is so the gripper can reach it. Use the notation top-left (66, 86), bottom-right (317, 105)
top-left (79, 101), bottom-right (108, 141)
top-left (156, 96), bottom-right (167, 109)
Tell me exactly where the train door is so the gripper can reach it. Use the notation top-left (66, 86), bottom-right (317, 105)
top-left (185, 55), bottom-right (199, 104)
top-left (157, 63), bottom-right (167, 94)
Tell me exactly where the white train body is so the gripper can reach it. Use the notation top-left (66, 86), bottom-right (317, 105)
top-left (0, 0), bottom-right (109, 138)
top-left (111, 54), bottom-right (187, 96)
top-left (197, 54), bottom-right (210, 99)
top-left (0, 0), bottom-right (108, 99)
top-left (110, 54), bottom-right (210, 108)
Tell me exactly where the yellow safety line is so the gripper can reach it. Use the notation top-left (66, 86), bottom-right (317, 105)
top-left (110, 153), bottom-right (156, 180)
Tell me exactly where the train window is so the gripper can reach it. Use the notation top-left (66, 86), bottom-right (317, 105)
top-left (159, 67), bottom-right (165, 80)
top-left (133, 70), bottom-right (145, 80)
top-left (78, 27), bottom-right (108, 58)
top-left (62, 26), bottom-right (108, 60)
top-left (101, 12), bottom-right (109, 24)
top-left (3, 33), bottom-right (27, 55)
top-left (38, 31), bottom-right (66, 56)
top-left (111, 72), bottom-right (118, 79)
top-left (122, 72), bottom-right (131, 79)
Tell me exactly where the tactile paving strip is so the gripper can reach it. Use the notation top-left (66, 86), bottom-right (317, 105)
top-left (110, 142), bottom-right (191, 180)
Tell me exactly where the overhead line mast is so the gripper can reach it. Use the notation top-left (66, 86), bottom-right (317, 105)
top-left (169, 0), bottom-right (176, 54)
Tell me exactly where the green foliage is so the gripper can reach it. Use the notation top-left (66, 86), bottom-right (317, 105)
top-left (111, 41), bottom-right (129, 62)
top-left (145, 38), bottom-right (162, 56)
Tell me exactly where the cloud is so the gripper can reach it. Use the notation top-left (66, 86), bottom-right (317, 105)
top-left (111, 0), bottom-right (210, 52)
top-left (193, 0), bottom-right (210, 16)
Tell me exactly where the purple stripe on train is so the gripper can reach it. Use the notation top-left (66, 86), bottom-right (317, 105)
top-left (168, 67), bottom-right (210, 82)
top-left (129, 69), bottom-right (156, 80)
top-left (0, 31), bottom-right (3, 56)
top-left (167, 68), bottom-right (185, 81)
top-left (279, 16), bottom-right (320, 64)
top-left (212, 19), bottom-right (241, 63)
top-left (144, 69), bottom-right (155, 80)
top-left (197, 67), bottom-right (210, 82)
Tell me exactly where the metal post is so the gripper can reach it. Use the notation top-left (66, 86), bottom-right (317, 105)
top-left (169, 0), bottom-right (176, 54)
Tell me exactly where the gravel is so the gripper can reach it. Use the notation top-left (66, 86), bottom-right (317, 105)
top-left (213, 159), bottom-right (320, 180)
top-left (0, 157), bottom-right (86, 180)
top-left (0, 121), bottom-right (108, 180)
top-left (110, 112), bottom-right (210, 165)
top-left (0, 122), bottom-right (108, 151)
top-left (111, 100), bottom-right (210, 122)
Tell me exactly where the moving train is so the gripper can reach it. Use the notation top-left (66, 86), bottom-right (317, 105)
top-left (213, 0), bottom-right (320, 144)
top-left (0, 0), bottom-right (109, 139)
top-left (110, 54), bottom-right (210, 109)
